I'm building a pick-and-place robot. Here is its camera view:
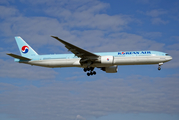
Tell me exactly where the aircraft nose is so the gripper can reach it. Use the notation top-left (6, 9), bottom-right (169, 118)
top-left (169, 56), bottom-right (172, 60)
top-left (166, 56), bottom-right (172, 61)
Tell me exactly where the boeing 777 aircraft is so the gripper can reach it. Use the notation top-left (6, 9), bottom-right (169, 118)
top-left (7, 36), bottom-right (172, 76)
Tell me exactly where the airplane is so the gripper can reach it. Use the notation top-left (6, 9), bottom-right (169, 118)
top-left (7, 36), bottom-right (172, 76)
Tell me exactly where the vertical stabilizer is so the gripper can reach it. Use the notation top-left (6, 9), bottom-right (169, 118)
top-left (15, 36), bottom-right (38, 57)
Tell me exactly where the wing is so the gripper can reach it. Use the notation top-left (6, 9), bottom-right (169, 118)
top-left (51, 36), bottom-right (100, 59)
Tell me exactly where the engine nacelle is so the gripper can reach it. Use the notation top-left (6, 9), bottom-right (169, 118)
top-left (101, 65), bottom-right (118, 73)
top-left (101, 56), bottom-right (114, 64)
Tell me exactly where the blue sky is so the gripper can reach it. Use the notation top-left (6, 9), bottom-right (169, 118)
top-left (0, 0), bottom-right (179, 120)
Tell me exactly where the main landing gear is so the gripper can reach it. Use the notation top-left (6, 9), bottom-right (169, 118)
top-left (83, 67), bottom-right (96, 76)
top-left (158, 62), bottom-right (163, 71)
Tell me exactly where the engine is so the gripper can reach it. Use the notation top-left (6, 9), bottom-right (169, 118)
top-left (101, 65), bottom-right (118, 73)
top-left (101, 56), bottom-right (114, 64)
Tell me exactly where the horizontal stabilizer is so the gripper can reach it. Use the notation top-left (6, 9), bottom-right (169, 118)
top-left (6, 53), bottom-right (31, 60)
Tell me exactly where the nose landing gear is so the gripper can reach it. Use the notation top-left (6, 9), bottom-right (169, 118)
top-left (158, 66), bottom-right (161, 70)
top-left (83, 67), bottom-right (96, 76)
top-left (158, 62), bottom-right (163, 71)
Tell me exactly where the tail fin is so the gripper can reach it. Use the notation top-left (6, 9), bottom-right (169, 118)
top-left (15, 36), bottom-right (38, 57)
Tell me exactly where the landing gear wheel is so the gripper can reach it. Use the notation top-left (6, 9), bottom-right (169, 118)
top-left (90, 67), bottom-right (94, 71)
top-left (87, 68), bottom-right (90, 71)
top-left (158, 67), bottom-right (161, 70)
top-left (93, 71), bottom-right (96, 75)
top-left (87, 73), bottom-right (90, 76)
top-left (84, 67), bottom-right (96, 76)
top-left (90, 71), bottom-right (93, 75)
top-left (84, 68), bottom-right (87, 72)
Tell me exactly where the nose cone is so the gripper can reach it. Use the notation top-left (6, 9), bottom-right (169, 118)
top-left (166, 56), bottom-right (172, 61)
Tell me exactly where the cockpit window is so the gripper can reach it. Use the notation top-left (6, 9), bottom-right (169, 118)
top-left (165, 54), bottom-right (169, 56)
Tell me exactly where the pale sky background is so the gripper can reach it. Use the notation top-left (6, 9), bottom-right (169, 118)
top-left (0, 0), bottom-right (179, 120)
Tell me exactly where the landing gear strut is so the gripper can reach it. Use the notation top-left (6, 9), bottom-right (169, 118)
top-left (83, 67), bottom-right (96, 76)
top-left (158, 62), bottom-right (163, 71)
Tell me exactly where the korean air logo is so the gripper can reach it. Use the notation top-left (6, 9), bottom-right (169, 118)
top-left (107, 58), bottom-right (109, 61)
top-left (21, 46), bottom-right (29, 54)
top-left (118, 51), bottom-right (151, 55)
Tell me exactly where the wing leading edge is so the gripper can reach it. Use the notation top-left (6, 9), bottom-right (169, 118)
top-left (51, 36), bottom-right (100, 59)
